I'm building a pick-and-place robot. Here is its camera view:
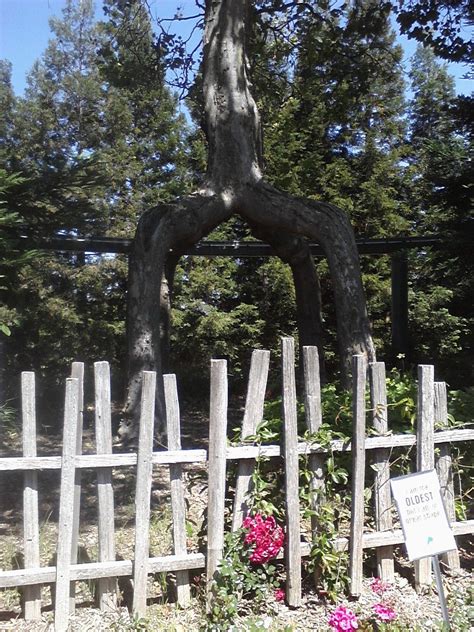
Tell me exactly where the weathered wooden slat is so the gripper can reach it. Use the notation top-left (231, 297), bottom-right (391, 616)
top-left (132, 371), bottom-right (156, 616)
top-left (4, 520), bottom-right (474, 589)
top-left (415, 365), bottom-right (435, 590)
top-left (282, 337), bottom-right (302, 607)
top-left (206, 359), bottom-right (228, 596)
top-left (0, 553), bottom-right (207, 588)
top-left (164, 373), bottom-right (190, 606)
top-left (55, 378), bottom-right (80, 632)
top-left (349, 355), bottom-right (366, 597)
top-left (232, 349), bottom-right (270, 531)
top-left (69, 362), bottom-right (84, 612)
top-left (21, 371), bottom-right (42, 620)
top-left (302, 346), bottom-right (324, 546)
top-left (369, 362), bottom-right (394, 582)
top-left (94, 361), bottom-right (117, 610)
top-left (1, 428), bottom-right (473, 472)
top-left (434, 382), bottom-right (461, 571)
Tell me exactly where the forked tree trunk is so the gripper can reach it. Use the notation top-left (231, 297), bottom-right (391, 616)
top-left (123, 0), bottom-right (375, 430)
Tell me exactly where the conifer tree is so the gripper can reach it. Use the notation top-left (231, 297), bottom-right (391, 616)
top-left (1, 0), bottom-right (191, 405)
top-left (254, 0), bottom-right (409, 362)
top-left (407, 46), bottom-right (472, 383)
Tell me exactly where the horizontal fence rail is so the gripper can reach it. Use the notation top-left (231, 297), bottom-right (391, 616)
top-left (1, 428), bottom-right (472, 471)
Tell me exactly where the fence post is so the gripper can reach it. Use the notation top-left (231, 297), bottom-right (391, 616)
top-left (369, 362), bottom-right (394, 582)
top-left (206, 359), bottom-right (228, 598)
top-left (232, 349), bottom-right (270, 531)
top-left (302, 347), bottom-right (325, 558)
top-left (282, 337), bottom-right (301, 607)
top-left (434, 381), bottom-right (460, 572)
top-left (415, 365), bottom-right (434, 590)
top-left (21, 371), bottom-right (42, 620)
top-left (164, 373), bottom-right (191, 606)
top-left (132, 371), bottom-right (156, 617)
top-left (94, 361), bottom-right (117, 610)
top-left (55, 377), bottom-right (80, 632)
top-left (349, 355), bottom-right (366, 597)
top-left (69, 362), bottom-right (84, 611)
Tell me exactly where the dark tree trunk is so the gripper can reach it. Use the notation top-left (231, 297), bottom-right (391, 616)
top-left (122, 0), bottom-right (375, 431)
top-left (249, 224), bottom-right (327, 379)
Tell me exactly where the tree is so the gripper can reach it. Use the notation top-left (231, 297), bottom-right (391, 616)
top-left (406, 46), bottom-right (473, 384)
top-left (1, 0), bottom-right (191, 406)
top-left (259, 0), bottom-right (409, 363)
top-left (124, 0), bottom-right (375, 424)
top-left (395, 0), bottom-right (473, 63)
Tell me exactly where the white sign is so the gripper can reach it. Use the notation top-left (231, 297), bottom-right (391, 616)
top-left (390, 470), bottom-right (457, 561)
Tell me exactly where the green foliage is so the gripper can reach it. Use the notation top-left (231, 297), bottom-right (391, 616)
top-left (395, 0), bottom-right (473, 63)
top-left (1, 0), bottom-right (193, 403)
top-left (405, 46), bottom-right (473, 386)
top-left (0, 168), bottom-right (40, 338)
top-left (107, 614), bottom-right (149, 631)
top-left (303, 451), bottom-right (350, 600)
top-left (171, 219), bottom-right (297, 393)
top-left (208, 527), bottom-right (282, 630)
top-left (1, 0), bottom-right (472, 405)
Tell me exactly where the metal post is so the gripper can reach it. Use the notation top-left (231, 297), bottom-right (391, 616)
top-left (432, 555), bottom-right (451, 630)
top-left (391, 251), bottom-right (409, 360)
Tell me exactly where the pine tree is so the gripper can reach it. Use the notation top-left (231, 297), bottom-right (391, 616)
top-left (98, 0), bottom-right (193, 235)
top-left (2, 0), bottom-right (191, 408)
top-left (249, 0), bottom-right (410, 365)
top-left (407, 46), bottom-right (472, 384)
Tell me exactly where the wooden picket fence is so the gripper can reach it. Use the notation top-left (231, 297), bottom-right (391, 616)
top-left (1, 338), bottom-right (473, 631)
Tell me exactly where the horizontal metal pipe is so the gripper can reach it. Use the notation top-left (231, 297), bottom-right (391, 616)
top-left (15, 234), bottom-right (453, 256)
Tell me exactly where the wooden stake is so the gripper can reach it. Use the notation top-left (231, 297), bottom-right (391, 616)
top-left (434, 381), bottom-right (460, 572)
top-left (232, 349), bottom-right (270, 531)
top-left (69, 362), bottom-right (84, 611)
top-left (164, 373), bottom-right (191, 606)
top-left (415, 365), bottom-right (434, 590)
top-left (349, 355), bottom-right (366, 597)
top-left (282, 337), bottom-right (301, 607)
top-left (206, 360), bottom-right (228, 596)
top-left (132, 371), bottom-right (156, 616)
top-left (302, 346), bottom-right (324, 541)
top-left (22, 372), bottom-right (42, 620)
top-left (94, 361), bottom-right (117, 610)
top-left (55, 378), bottom-right (80, 632)
top-left (369, 361), bottom-right (394, 582)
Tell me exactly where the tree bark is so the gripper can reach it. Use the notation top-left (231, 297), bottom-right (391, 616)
top-left (123, 193), bottom-right (233, 427)
top-left (248, 224), bottom-right (327, 379)
top-left (241, 182), bottom-right (375, 385)
top-left (123, 0), bottom-right (375, 429)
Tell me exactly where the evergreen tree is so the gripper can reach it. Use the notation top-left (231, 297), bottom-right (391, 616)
top-left (254, 0), bottom-right (409, 365)
top-left (9, 0), bottom-right (108, 234)
top-left (98, 0), bottom-right (193, 235)
top-left (407, 46), bottom-right (473, 384)
top-left (1, 0), bottom-right (191, 409)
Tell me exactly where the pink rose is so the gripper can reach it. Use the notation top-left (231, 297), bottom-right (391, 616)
top-left (243, 513), bottom-right (285, 564)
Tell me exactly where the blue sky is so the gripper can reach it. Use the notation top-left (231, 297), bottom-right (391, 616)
top-left (0, 0), bottom-right (472, 97)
